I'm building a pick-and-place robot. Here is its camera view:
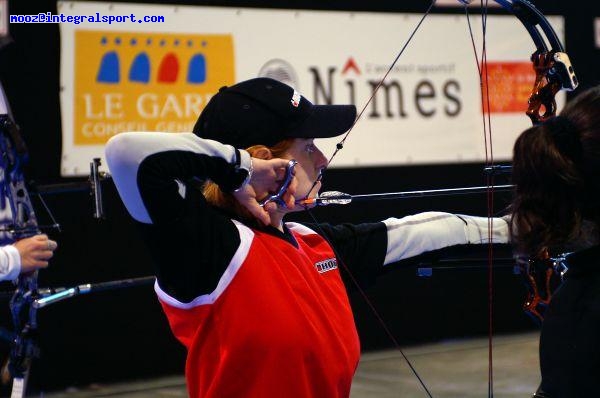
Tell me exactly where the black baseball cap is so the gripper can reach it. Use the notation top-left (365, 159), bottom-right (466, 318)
top-left (193, 77), bottom-right (357, 149)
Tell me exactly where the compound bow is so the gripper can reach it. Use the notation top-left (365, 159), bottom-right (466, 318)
top-left (299, 0), bottom-right (579, 396)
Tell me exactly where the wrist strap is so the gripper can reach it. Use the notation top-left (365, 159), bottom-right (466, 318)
top-left (233, 150), bottom-right (253, 192)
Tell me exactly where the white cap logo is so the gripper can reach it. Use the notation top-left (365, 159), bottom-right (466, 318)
top-left (291, 90), bottom-right (301, 107)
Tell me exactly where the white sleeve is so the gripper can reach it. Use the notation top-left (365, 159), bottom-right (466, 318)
top-left (104, 131), bottom-right (250, 224)
top-left (382, 212), bottom-right (510, 265)
top-left (0, 245), bottom-right (21, 282)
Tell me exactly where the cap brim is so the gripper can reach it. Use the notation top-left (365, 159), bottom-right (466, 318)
top-left (287, 104), bottom-right (357, 140)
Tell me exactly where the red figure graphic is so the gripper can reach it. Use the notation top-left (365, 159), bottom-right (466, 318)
top-left (158, 53), bottom-right (179, 83)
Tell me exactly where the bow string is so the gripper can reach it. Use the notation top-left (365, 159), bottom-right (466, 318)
top-left (299, 0), bottom-right (578, 397)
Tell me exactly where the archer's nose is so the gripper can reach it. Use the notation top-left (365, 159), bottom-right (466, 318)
top-left (314, 146), bottom-right (328, 170)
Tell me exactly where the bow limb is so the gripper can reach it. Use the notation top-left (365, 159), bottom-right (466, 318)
top-left (492, 0), bottom-right (578, 123)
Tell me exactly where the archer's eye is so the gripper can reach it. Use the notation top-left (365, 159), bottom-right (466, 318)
top-left (305, 143), bottom-right (316, 154)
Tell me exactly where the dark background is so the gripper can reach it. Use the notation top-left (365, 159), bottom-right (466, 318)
top-left (0, 0), bottom-right (599, 393)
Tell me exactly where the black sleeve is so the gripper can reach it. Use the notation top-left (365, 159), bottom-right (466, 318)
top-left (307, 222), bottom-right (388, 276)
top-left (137, 151), bottom-right (241, 303)
top-left (137, 150), bottom-right (239, 225)
top-left (105, 132), bottom-right (251, 303)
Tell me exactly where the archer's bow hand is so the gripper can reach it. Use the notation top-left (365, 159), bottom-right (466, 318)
top-left (14, 234), bottom-right (58, 273)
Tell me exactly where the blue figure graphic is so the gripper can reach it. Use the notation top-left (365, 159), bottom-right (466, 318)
top-left (97, 51), bottom-right (120, 83)
top-left (130, 52), bottom-right (150, 83)
top-left (188, 54), bottom-right (206, 84)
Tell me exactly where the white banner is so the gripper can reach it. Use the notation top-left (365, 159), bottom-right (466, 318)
top-left (59, 1), bottom-right (565, 176)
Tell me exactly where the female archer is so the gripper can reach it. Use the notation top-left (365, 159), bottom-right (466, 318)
top-left (106, 77), bottom-right (509, 398)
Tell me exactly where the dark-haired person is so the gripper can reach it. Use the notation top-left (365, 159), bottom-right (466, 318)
top-left (510, 85), bottom-right (600, 398)
top-left (106, 77), bottom-right (509, 398)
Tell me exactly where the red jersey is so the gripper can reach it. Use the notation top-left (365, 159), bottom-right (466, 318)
top-left (156, 222), bottom-right (360, 398)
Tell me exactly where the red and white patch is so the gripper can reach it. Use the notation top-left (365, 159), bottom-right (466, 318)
top-left (291, 90), bottom-right (301, 107)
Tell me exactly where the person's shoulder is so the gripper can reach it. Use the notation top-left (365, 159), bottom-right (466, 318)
top-left (285, 222), bottom-right (320, 236)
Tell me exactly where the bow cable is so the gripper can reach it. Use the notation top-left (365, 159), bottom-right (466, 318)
top-left (302, 1), bottom-right (439, 396)
top-left (321, 0), bottom-right (439, 176)
top-left (293, 0), bottom-right (577, 396)
top-left (464, 1), bottom-right (497, 396)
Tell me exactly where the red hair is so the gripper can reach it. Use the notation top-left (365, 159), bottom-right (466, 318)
top-left (203, 139), bottom-right (295, 222)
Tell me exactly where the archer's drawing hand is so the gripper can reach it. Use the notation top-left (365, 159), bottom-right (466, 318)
top-left (233, 157), bottom-right (297, 225)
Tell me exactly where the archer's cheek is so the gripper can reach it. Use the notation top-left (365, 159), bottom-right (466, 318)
top-left (304, 181), bottom-right (321, 199)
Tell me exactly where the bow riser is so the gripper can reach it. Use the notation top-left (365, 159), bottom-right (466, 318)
top-left (0, 114), bottom-right (42, 397)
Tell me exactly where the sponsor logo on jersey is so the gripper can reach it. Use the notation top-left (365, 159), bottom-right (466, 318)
top-left (314, 258), bottom-right (338, 274)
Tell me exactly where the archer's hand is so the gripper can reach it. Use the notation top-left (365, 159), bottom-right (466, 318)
top-left (233, 157), bottom-right (297, 225)
top-left (14, 234), bottom-right (58, 273)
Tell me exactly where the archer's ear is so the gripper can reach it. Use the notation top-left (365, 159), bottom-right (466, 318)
top-left (250, 146), bottom-right (273, 160)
